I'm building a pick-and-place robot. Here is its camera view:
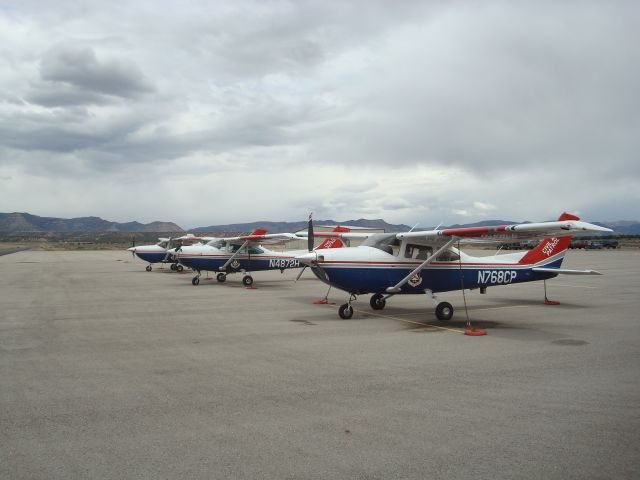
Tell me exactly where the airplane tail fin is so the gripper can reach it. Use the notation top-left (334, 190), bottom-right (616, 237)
top-left (249, 228), bottom-right (268, 236)
top-left (315, 226), bottom-right (351, 250)
top-left (518, 213), bottom-right (579, 266)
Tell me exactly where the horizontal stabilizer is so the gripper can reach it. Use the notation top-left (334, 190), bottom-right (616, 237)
top-left (532, 267), bottom-right (603, 275)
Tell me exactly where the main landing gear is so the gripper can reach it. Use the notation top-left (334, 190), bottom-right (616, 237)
top-left (170, 263), bottom-right (184, 272)
top-left (435, 301), bottom-right (454, 321)
top-left (242, 275), bottom-right (254, 287)
top-left (336, 291), bottom-right (454, 321)
top-left (370, 293), bottom-right (386, 310)
top-left (146, 265), bottom-right (152, 272)
top-left (426, 289), bottom-right (454, 321)
top-left (216, 272), bottom-right (226, 283)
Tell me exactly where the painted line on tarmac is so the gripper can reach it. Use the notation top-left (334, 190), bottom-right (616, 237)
top-left (470, 304), bottom-right (533, 312)
top-left (353, 308), bottom-right (465, 334)
top-left (551, 283), bottom-right (598, 289)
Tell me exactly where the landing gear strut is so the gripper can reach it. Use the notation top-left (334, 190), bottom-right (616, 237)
top-left (426, 289), bottom-right (454, 321)
top-left (338, 294), bottom-right (357, 319)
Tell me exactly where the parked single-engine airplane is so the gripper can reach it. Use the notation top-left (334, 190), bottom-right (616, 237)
top-left (168, 226), bottom-right (352, 286)
top-left (127, 234), bottom-right (219, 272)
top-left (295, 213), bottom-right (612, 320)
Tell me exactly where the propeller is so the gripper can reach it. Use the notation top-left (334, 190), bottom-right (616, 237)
top-left (163, 236), bottom-right (174, 262)
top-left (307, 212), bottom-right (314, 253)
top-left (295, 212), bottom-right (314, 282)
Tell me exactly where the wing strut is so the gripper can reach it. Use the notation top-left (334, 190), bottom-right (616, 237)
top-left (219, 240), bottom-right (249, 271)
top-left (386, 237), bottom-right (458, 293)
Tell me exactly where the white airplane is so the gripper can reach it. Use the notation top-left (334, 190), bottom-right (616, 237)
top-left (168, 225), bottom-right (352, 286)
top-left (295, 213), bottom-right (612, 320)
top-left (127, 234), bottom-right (219, 272)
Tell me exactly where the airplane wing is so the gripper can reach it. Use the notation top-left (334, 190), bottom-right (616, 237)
top-left (295, 232), bottom-right (372, 239)
top-left (397, 219), bottom-right (612, 243)
top-left (223, 232), bottom-right (301, 246)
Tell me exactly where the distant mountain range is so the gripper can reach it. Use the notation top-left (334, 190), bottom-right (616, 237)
top-left (1, 212), bottom-right (639, 235)
top-left (0, 212), bottom-right (181, 233)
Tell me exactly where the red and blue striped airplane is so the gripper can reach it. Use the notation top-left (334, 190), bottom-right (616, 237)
top-left (168, 225), bottom-right (351, 287)
top-left (127, 234), bottom-right (219, 272)
top-left (295, 213), bottom-right (612, 320)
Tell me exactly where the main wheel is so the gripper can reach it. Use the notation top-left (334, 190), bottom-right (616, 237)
top-left (435, 302), bottom-right (454, 321)
top-left (338, 303), bottom-right (354, 319)
top-left (216, 273), bottom-right (226, 283)
top-left (170, 263), bottom-right (177, 271)
top-left (145, 265), bottom-right (152, 272)
top-left (370, 293), bottom-right (386, 310)
top-left (176, 264), bottom-right (184, 272)
top-left (192, 276), bottom-right (200, 286)
top-left (242, 275), bottom-right (254, 287)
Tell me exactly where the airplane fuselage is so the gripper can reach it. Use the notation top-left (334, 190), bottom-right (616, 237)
top-left (307, 246), bottom-right (561, 295)
top-left (130, 245), bottom-right (174, 264)
top-left (175, 245), bottom-right (304, 273)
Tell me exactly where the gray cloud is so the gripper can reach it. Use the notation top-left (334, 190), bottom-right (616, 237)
top-left (0, 0), bottom-right (638, 226)
top-left (37, 44), bottom-right (154, 102)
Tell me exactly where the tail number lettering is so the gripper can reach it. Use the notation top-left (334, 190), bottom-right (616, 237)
top-left (269, 259), bottom-right (300, 269)
top-left (478, 270), bottom-right (517, 285)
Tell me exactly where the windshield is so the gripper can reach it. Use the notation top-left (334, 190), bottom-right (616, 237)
top-left (206, 239), bottom-right (226, 249)
top-left (362, 233), bottom-right (401, 255)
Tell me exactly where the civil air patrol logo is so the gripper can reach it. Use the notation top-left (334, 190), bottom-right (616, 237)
top-left (409, 274), bottom-right (422, 287)
top-left (230, 260), bottom-right (241, 269)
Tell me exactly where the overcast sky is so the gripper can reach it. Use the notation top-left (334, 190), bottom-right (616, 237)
top-left (1, 0), bottom-right (638, 229)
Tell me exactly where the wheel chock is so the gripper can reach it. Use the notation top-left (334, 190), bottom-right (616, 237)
top-left (544, 299), bottom-right (561, 305)
top-left (464, 328), bottom-right (487, 336)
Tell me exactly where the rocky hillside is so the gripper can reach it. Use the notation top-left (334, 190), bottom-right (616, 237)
top-left (0, 213), bottom-right (183, 233)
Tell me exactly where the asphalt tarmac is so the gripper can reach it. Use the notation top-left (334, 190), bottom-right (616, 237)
top-left (1, 249), bottom-right (639, 479)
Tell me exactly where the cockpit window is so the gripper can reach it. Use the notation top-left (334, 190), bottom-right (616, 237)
top-left (404, 244), bottom-right (433, 260)
top-left (362, 233), bottom-right (401, 255)
top-left (226, 244), bottom-right (264, 255)
top-left (436, 249), bottom-right (460, 262)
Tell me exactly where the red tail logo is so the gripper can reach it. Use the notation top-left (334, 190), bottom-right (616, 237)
top-left (519, 212), bottom-right (578, 265)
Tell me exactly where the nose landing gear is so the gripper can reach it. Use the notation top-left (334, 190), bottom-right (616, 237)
top-left (338, 293), bottom-right (358, 319)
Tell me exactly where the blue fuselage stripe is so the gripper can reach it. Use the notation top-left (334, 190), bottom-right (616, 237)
top-left (177, 256), bottom-right (301, 272)
top-left (311, 258), bottom-right (563, 294)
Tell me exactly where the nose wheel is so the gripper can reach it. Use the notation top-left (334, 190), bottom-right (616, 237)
top-left (145, 265), bottom-right (152, 272)
top-left (338, 294), bottom-right (357, 319)
top-left (338, 303), bottom-right (354, 319)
